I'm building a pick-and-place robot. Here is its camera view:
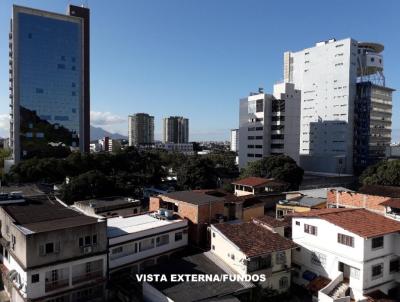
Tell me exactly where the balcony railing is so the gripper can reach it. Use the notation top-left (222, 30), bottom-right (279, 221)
top-left (45, 278), bottom-right (69, 292)
top-left (72, 270), bottom-right (103, 285)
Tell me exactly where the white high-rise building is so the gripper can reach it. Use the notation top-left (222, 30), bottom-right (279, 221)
top-left (285, 38), bottom-right (393, 174)
top-left (238, 83), bottom-right (300, 169)
top-left (230, 129), bottom-right (239, 152)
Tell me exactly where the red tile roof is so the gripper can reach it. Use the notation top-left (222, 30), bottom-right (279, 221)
top-left (232, 177), bottom-right (282, 188)
top-left (294, 208), bottom-right (400, 238)
top-left (379, 198), bottom-right (400, 208)
top-left (213, 221), bottom-right (296, 257)
top-left (253, 215), bottom-right (291, 228)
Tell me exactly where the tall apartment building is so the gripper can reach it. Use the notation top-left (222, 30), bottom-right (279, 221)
top-left (0, 196), bottom-right (107, 302)
top-left (238, 83), bottom-right (300, 169)
top-left (128, 113), bottom-right (154, 146)
top-left (230, 129), bottom-right (239, 152)
top-left (163, 116), bottom-right (189, 144)
top-left (284, 38), bottom-right (393, 174)
top-left (9, 5), bottom-right (90, 163)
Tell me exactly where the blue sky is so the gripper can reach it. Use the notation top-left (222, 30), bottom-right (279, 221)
top-left (0, 0), bottom-right (399, 141)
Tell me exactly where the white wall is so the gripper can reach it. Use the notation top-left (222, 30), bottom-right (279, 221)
top-left (109, 228), bottom-right (188, 270)
top-left (292, 217), bottom-right (400, 296)
top-left (4, 252), bottom-right (106, 300)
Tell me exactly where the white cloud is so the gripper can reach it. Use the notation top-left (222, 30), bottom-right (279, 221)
top-left (90, 111), bottom-right (125, 126)
top-left (0, 114), bottom-right (10, 138)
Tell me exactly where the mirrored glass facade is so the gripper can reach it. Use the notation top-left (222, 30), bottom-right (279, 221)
top-left (10, 6), bottom-right (89, 161)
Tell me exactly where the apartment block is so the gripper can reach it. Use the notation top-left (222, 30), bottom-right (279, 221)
top-left (292, 208), bottom-right (400, 301)
top-left (163, 116), bottom-right (189, 144)
top-left (0, 196), bottom-right (107, 302)
top-left (238, 83), bottom-right (300, 169)
top-left (128, 113), bottom-right (154, 146)
top-left (285, 38), bottom-right (394, 174)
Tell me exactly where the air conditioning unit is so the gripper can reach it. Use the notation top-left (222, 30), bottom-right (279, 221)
top-left (83, 246), bottom-right (92, 254)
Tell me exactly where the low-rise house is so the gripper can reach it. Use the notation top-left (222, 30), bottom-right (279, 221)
top-left (292, 208), bottom-right (400, 301)
top-left (107, 212), bottom-right (188, 278)
top-left (0, 196), bottom-right (107, 302)
top-left (276, 196), bottom-right (326, 218)
top-left (150, 191), bottom-right (224, 246)
top-left (232, 177), bottom-right (287, 197)
top-left (73, 196), bottom-right (141, 218)
top-left (210, 220), bottom-right (297, 293)
top-left (327, 185), bottom-right (400, 220)
top-left (142, 252), bottom-right (255, 302)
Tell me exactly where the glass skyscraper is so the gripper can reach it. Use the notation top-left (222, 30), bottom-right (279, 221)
top-left (9, 5), bottom-right (90, 162)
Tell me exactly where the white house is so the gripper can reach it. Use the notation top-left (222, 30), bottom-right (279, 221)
top-left (107, 211), bottom-right (188, 277)
top-left (0, 196), bottom-right (108, 302)
top-left (291, 208), bottom-right (400, 301)
top-left (210, 219), bottom-right (297, 293)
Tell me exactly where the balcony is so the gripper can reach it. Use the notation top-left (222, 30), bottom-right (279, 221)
top-left (45, 278), bottom-right (69, 292)
top-left (72, 270), bottom-right (103, 285)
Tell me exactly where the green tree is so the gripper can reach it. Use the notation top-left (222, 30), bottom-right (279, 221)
top-left (59, 170), bottom-right (115, 203)
top-left (360, 159), bottom-right (400, 186)
top-left (240, 155), bottom-right (304, 190)
top-left (177, 157), bottom-right (218, 190)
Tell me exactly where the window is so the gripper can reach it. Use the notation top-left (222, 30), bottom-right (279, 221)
top-left (140, 238), bottom-right (154, 251)
top-left (175, 232), bottom-right (183, 241)
top-left (390, 259), bottom-right (399, 273)
top-left (51, 270), bottom-right (58, 282)
top-left (338, 234), bottom-right (354, 247)
top-left (31, 274), bottom-right (39, 283)
top-left (212, 245), bottom-right (215, 250)
top-left (212, 232), bottom-right (216, 238)
top-left (92, 235), bottom-right (97, 246)
top-left (304, 224), bottom-right (317, 235)
top-left (79, 237), bottom-right (84, 247)
top-left (57, 63), bottom-right (65, 69)
top-left (231, 254), bottom-right (235, 260)
top-left (36, 88), bottom-right (44, 94)
top-left (279, 277), bottom-right (289, 289)
top-left (275, 251), bottom-right (286, 265)
top-left (45, 243), bottom-right (54, 254)
top-left (86, 262), bottom-right (91, 274)
top-left (350, 267), bottom-right (360, 280)
top-left (156, 234), bottom-right (169, 247)
top-left (372, 263), bottom-right (383, 279)
top-left (295, 221), bottom-right (300, 226)
top-left (372, 237), bottom-right (384, 249)
top-left (112, 247), bottom-right (123, 254)
top-left (256, 99), bottom-right (263, 112)
top-left (11, 235), bottom-right (16, 251)
top-left (85, 236), bottom-right (91, 246)
top-left (311, 252), bottom-right (326, 266)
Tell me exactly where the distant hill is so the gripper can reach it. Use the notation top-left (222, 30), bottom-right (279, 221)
top-left (90, 125), bottom-right (127, 141)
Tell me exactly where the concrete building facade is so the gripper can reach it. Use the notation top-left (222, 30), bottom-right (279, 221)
top-left (284, 38), bottom-right (393, 174)
top-left (128, 113), bottom-right (154, 146)
top-left (238, 83), bottom-right (300, 169)
top-left (163, 116), bottom-right (189, 144)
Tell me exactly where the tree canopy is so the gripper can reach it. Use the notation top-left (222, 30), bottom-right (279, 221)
top-left (240, 155), bottom-right (304, 190)
top-left (360, 159), bottom-right (400, 186)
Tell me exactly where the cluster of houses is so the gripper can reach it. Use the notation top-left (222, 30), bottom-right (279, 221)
top-left (0, 178), bottom-right (400, 302)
